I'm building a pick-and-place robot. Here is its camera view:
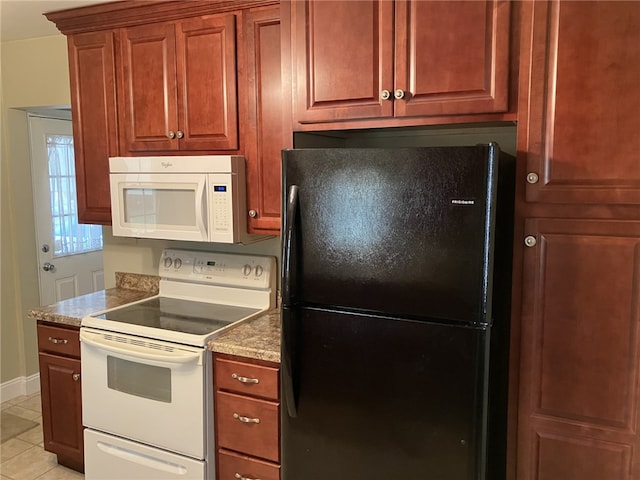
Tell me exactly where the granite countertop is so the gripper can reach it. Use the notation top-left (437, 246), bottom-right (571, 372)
top-left (27, 272), bottom-right (160, 327)
top-left (208, 309), bottom-right (281, 363)
top-left (28, 272), bottom-right (281, 363)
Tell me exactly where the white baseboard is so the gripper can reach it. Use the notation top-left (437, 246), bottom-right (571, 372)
top-left (1, 373), bottom-right (40, 402)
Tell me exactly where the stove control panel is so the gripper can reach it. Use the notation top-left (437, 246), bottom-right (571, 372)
top-left (159, 249), bottom-right (275, 289)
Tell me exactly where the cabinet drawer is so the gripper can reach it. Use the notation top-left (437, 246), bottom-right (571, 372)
top-left (37, 324), bottom-right (80, 358)
top-left (215, 357), bottom-right (279, 400)
top-left (216, 391), bottom-right (279, 462)
top-left (217, 449), bottom-right (280, 480)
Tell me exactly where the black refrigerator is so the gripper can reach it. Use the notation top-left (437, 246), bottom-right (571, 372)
top-left (281, 144), bottom-right (515, 480)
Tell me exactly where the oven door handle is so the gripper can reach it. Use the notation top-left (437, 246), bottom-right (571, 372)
top-left (80, 330), bottom-right (201, 366)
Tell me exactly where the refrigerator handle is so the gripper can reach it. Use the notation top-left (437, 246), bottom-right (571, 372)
top-left (282, 185), bottom-right (299, 305)
top-left (281, 307), bottom-right (298, 418)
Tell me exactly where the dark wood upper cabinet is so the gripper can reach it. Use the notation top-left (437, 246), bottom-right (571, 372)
top-left (243, 5), bottom-right (286, 233)
top-left (119, 14), bottom-right (238, 153)
top-left (67, 30), bottom-right (118, 225)
top-left (520, 1), bottom-right (640, 205)
top-left (292, 0), bottom-right (511, 127)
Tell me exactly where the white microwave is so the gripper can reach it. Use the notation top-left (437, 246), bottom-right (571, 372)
top-left (109, 155), bottom-right (261, 243)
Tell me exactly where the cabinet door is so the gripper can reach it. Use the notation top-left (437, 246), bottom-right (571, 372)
top-left (39, 353), bottom-right (83, 470)
top-left (521, 1), bottom-right (640, 204)
top-left (517, 218), bottom-right (640, 479)
top-left (120, 22), bottom-right (178, 152)
top-left (177, 14), bottom-right (238, 151)
top-left (394, 0), bottom-right (510, 117)
top-left (244, 5), bottom-right (283, 233)
top-left (67, 30), bottom-right (118, 225)
top-left (292, 0), bottom-right (394, 124)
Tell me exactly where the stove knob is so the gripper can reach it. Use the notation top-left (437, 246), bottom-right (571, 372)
top-left (255, 265), bottom-right (264, 277)
top-left (163, 257), bottom-right (173, 268)
top-left (174, 258), bottom-right (182, 269)
top-left (242, 264), bottom-right (252, 276)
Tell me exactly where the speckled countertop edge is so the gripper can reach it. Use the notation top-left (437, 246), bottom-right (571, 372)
top-left (208, 310), bottom-right (281, 363)
top-left (28, 272), bottom-right (281, 363)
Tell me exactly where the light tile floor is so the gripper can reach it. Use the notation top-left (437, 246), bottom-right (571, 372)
top-left (1, 393), bottom-right (83, 480)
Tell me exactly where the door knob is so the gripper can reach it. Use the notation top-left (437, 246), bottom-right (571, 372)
top-left (42, 262), bottom-right (55, 272)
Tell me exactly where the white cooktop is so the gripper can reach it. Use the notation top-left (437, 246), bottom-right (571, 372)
top-left (82, 249), bottom-right (276, 346)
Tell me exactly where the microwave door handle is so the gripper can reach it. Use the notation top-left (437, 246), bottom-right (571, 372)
top-left (196, 178), bottom-right (208, 239)
top-left (80, 330), bottom-right (201, 367)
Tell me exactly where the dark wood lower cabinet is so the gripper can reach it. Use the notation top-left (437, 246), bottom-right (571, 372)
top-left (516, 218), bottom-right (640, 479)
top-left (37, 323), bottom-right (84, 472)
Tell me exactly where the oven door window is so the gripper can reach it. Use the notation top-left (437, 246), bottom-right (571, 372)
top-left (107, 356), bottom-right (171, 403)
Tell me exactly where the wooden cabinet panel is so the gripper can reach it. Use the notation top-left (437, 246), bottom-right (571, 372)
top-left (293, 0), bottom-right (394, 123)
top-left (215, 356), bottom-right (279, 400)
top-left (38, 352), bottom-right (83, 472)
top-left (536, 432), bottom-right (632, 480)
top-left (37, 324), bottom-right (81, 357)
top-left (216, 391), bottom-right (280, 463)
top-left (67, 30), bottom-right (118, 225)
top-left (394, 0), bottom-right (510, 117)
top-left (521, 1), bottom-right (640, 204)
top-left (120, 22), bottom-right (178, 152)
top-left (217, 449), bottom-right (280, 480)
top-left (244, 5), bottom-right (285, 233)
top-left (292, 0), bottom-right (511, 126)
top-left (120, 14), bottom-right (238, 153)
top-left (516, 218), bottom-right (640, 479)
top-left (177, 14), bottom-right (238, 151)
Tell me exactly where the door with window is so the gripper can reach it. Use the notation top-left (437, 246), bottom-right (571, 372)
top-left (29, 116), bottom-right (104, 305)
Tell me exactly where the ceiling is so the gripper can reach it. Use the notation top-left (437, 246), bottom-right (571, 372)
top-left (0, 0), bottom-right (113, 42)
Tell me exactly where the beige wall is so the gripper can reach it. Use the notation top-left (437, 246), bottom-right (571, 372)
top-left (0, 33), bottom-right (282, 388)
top-left (1, 35), bottom-right (71, 385)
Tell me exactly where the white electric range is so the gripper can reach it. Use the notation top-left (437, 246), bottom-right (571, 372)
top-left (80, 249), bottom-right (276, 480)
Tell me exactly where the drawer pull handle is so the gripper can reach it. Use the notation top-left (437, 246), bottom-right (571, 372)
top-left (231, 373), bottom-right (259, 384)
top-left (48, 337), bottom-right (68, 345)
top-left (235, 474), bottom-right (261, 480)
top-left (233, 413), bottom-right (260, 424)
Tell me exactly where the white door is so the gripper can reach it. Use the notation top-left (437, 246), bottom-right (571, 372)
top-left (29, 116), bottom-right (104, 306)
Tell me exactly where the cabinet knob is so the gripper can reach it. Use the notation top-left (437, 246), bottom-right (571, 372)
top-left (176, 131), bottom-right (184, 139)
top-left (380, 90), bottom-right (391, 100)
top-left (526, 172), bottom-right (539, 184)
top-left (248, 209), bottom-right (258, 218)
top-left (167, 131), bottom-right (176, 139)
top-left (233, 413), bottom-right (260, 424)
top-left (394, 89), bottom-right (405, 100)
top-left (72, 373), bottom-right (80, 381)
top-left (524, 236), bottom-right (537, 247)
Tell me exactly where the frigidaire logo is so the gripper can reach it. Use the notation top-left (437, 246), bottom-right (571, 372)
top-left (451, 199), bottom-right (475, 205)
top-left (161, 161), bottom-right (174, 168)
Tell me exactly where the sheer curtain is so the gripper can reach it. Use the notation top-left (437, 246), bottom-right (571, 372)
top-left (47, 133), bottom-right (103, 256)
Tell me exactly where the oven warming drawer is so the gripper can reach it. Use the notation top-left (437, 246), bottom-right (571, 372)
top-left (84, 429), bottom-right (206, 479)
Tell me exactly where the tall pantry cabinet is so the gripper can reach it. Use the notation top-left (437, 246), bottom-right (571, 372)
top-left (513, 2), bottom-right (640, 479)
